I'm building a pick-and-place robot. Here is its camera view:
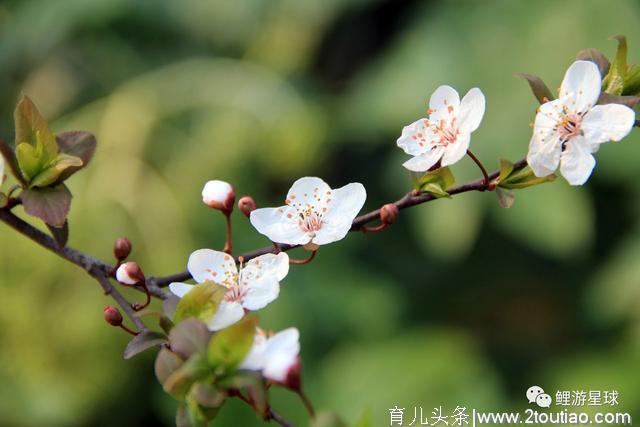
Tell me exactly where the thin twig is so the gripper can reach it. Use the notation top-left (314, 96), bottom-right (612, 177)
top-left (95, 272), bottom-right (147, 331)
top-left (269, 408), bottom-right (295, 427)
top-left (147, 158), bottom-right (528, 287)
top-left (223, 213), bottom-right (232, 254)
top-left (0, 207), bottom-right (166, 298)
top-left (466, 149), bottom-right (490, 187)
top-left (289, 250), bottom-right (317, 265)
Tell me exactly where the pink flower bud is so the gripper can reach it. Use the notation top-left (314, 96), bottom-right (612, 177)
top-left (116, 262), bottom-right (145, 285)
top-left (104, 305), bottom-right (123, 326)
top-left (113, 237), bottom-right (132, 261)
top-left (238, 196), bottom-right (257, 217)
top-left (380, 203), bottom-right (399, 225)
top-left (202, 180), bottom-right (235, 214)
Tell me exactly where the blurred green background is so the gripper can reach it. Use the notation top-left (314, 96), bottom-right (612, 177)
top-left (1, 0), bottom-right (640, 426)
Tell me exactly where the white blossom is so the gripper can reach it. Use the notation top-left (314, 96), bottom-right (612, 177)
top-left (249, 177), bottom-right (366, 247)
top-left (240, 327), bottom-right (300, 383)
top-left (527, 60), bottom-right (636, 185)
top-left (397, 85), bottom-right (486, 172)
top-left (169, 249), bottom-right (289, 330)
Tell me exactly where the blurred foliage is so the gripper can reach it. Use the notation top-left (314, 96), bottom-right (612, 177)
top-left (1, 0), bottom-right (640, 426)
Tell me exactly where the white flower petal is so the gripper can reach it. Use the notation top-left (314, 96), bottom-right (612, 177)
top-left (286, 177), bottom-right (331, 211)
top-left (535, 99), bottom-right (564, 130)
top-left (243, 252), bottom-right (290, 282)
top-left (187, 249), bottom-right (237, 285)
top-left (242, 277), bottom-right (280, 310)
top-left (168, 282), bottom-right (195, 298)
top-left (526, 105), bottom-right (563, 177)
top-left (401, 146), bottom-right (445, 172)
top-left (559, 136), bottom-right (596, 185)
top-left (313, 182), bottom-right (367, 245)
top-left (429, 85), bottom-right (460, 117)
top-left (0, 155), bottom-right (5, 183)
top-left (559, 60), bottom-right (601, 113)
top-left (396, 118), bottom-right (435, 156)
top-left (239, 330), bottom-right (268, 371)
top-left (263, 352), bottom-right (297, 383)
top-left (458, 88), bottom-right (486, 133)
top-left (250, 206), bottom-right (311, 245)
top-left (440, 132), bottom-right (470, 167)
top-left (263, 328), bottom-right (300, 360)
top-left (207, 300), bottom-right (245, 331)
top-left (582, 103), bottom-right (635, 143)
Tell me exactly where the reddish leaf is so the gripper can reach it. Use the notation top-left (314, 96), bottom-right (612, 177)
top-left (55, 131), bottom-right (97, 182)
top-left (46, 221), bottom-right (69, 248)
top-left (515, 73), bottom-right (554, 104)
top-left (124, 330), bottom-right (168, 359)
top-left (21, 185), bottom-right (71, 227)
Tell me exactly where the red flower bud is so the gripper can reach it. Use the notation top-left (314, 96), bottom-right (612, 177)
top-left (380, 203), bottom-right (399, 225)
top-left (116, 262), bottom-right (145, 285)
top-left (113, 237), bottom-right (132, 261)
top-left (202, 180), bottom-right (235, 215)
top-left (104, 305), bottom-right (123, 326)
top-left (238, 196), bottom-right (257, 218)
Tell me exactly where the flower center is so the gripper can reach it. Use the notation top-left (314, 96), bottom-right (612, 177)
top-left (557, 113), bottom-right (583, 142)
top-left (432, 118), bottom-right (459, 147)
top-left (225, 282), bottom-right (248, 303)
top-left (299, 209), bottom-right (323, 234)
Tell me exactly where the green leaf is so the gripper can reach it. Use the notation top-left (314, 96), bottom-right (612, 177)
top-left (155, 348), bottom-right (185, 385)
top-left (498, 159), bottom-right (514, 183)
top-left (55, 131), bottom-right (97, 182)
top-left (623, 64), bottom-right (640, 95)
top-left (515, 73), bottom-right (554, 104)
top-left (576, 48), bottom-right (610, 76)
top-left (21, 185), bottom-right (72, 227)
top-left (46, 221), bottom-right (69, 248)
top-left (15, 142), bottom-right (43, 181)
top-left (412, 167), bottom-right (455, 197)
top-left (173, 281), bottom-right (227, 325)
top-left (498, 165), bottom-right (556, 190)
top-left (163, 353), bottom-right (211, 399)
top-left (14, 95), bottom-right (58, 164)
top-left (207, 315), bottom-right (257, 370)
top-left (421, 183), bottom-right (449, 198)
top-left (30, 154), bottom-right (83, 188)
top-left (169, 318), bottom-right (211, 360)
top-left (603, 35), bottom-right (628, 96)
top-left (495, 187), bottom-right (515, 209)
top-left (123, 330), bottom-right (168, 360)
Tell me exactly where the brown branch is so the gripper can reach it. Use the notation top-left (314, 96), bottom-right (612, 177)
top-left (147, 158), bottom-right (528, 287)
top-left (95, 273), bottom-right (146, 331)
top-left (0, 207), bottom-right (167, 305)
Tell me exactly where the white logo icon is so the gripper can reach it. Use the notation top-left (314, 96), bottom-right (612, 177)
top-left (536, 393), bottom-right (552, 408)
top-left (526, 386), bottom-right (552, 408)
